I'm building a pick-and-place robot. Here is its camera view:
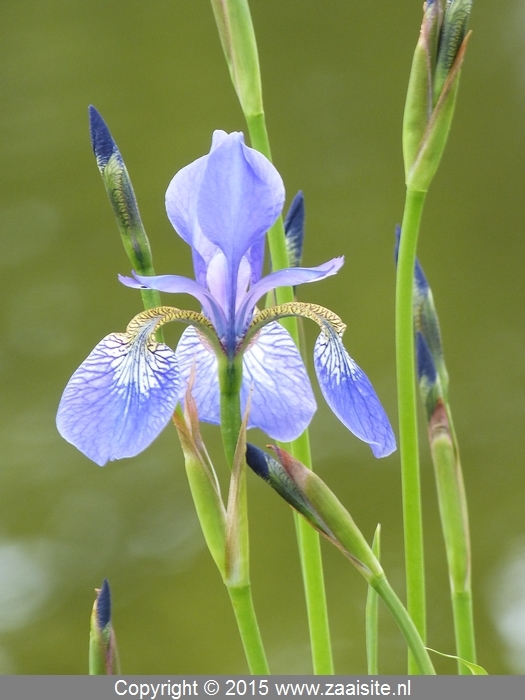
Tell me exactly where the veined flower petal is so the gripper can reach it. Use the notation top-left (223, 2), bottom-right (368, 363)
top-left (197, 133), bottom-right (284, 268)
top-left (176, 326), bottom-right (221, 425)
top-left (236, 257), bottom-right (344, 335)
top-left (56, 324), bottom-right (180, 466)
top-left (245, 237), bottom-right (265, 286)
top-left (165, 132), bottom-right (230, 281)
top-left (176, 323), bottom-right (316, 441)
top-left (241, 321), bottom-right (317, 442)
top-left (313, 325), bottom-right (396, 458)
top-left (119, 272), bottom-right (227, 337)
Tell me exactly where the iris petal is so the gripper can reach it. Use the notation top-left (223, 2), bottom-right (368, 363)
top-left (313, 325), bottom-right (396, 458)
top-left (176, 326), bottom-right (221, 425)
top-left (241, 321), bottom-right (316, 442)
top-left (197, 133), bottom-right (284, 268)
top-left (165, 152), bottom-right (207, 248)
top-left (165, 132), bottom-right (230, 277)
top-left (236, 257), bottom-right (344, 335)
top-left (56, 326), bottom-right (180, 466)
top-left (176, 323), bottom-right (316, 442)
top-left (119, 272), bottom-right (227, 337)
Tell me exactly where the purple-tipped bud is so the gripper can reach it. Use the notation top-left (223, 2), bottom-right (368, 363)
top-left (88, 106), bottom-right (157, 280)
top-left (245, 443), bottom-right (270, 480)
top-left (284, 191), bottom-right (305, 269)
top-left (96, 578), bottom-right (112, 630)
top-left (247, 444), bottom-right (384, 577)
top-left (246, 444), bottom-right (334, 538)
top-left (89, 579), bottom-right (120, 674)
top-left (89, 106), bottom-right (120, 172)
top-left (395, 227), bottom-right (448, 417)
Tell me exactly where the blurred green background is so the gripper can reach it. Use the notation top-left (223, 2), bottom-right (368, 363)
top-left (1, 0), bottom-right (525, 675)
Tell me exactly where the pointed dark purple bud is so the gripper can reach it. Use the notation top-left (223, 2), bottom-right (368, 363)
top-left (417, 331), bottom-right (437, 385)
top-left (87, 107), bottom-right (158, 281)
top-left (89, 106), bottom-right (120, 172)
top-left (284, 191), bottom-right (305, 268)
top-left (395, 227), bottom-right (448, 417)
top-left (90, 578), bottom-right (120, 674)
top-left (246, 444), bottom-right (333, 536)
top-left (96, 578), bottom-right (112, 630)
top-left (245, 443), bottom-right (270, 481)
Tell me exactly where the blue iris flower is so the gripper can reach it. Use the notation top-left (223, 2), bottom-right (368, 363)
top-left (57, 130), bottom-right (396, 465)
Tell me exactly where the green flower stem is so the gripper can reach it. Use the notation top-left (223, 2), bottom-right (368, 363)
top-left (366, 525), bottom-right (381, 675)
top-left (218, 356), bottom-right (269, 674)
top-left (396, 187), bottom-right (427, 673)
top-left (218, 356), bottom-right (244, 467)
top-left (293, 433), bottom-right (334, 675)
top-left (431, 428), bottom-right (476, 673)
top-left (245, 108), bottom-right (334, 677)
top-left (371, 575), bottom-right (435, 676)
top-left (452, 592), bottom-right (476, 673)
top-left (228, 585), bottom-right (270, 674)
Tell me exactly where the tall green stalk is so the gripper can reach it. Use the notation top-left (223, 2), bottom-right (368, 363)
top-left (395, 188), bottom-right (427, 674)
top-left (218, 355), bottom-right (270, 674)
top-left (227, 585), bottom-right (269, 674)
top-left (210, 0), bottom-right (333, 674)
top-left (366, 525), bottom-right (381, 675)
top-left (399, 0), bottom-right (473, 672)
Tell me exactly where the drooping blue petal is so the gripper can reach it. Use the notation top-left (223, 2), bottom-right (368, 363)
top-left (235, 257), bottom-right (344, 335)
top-left (240, 321), bottom-right (317, 442)
top-left (56, 323), bottom-right (180, 466)
top-left (175, 323), bottom-right (316, 441)
top-left (175, 326), bottom-right (221, 425)
top-left (119, 272), bottom-right (227, 337)
top-left (313, 325), bottom-right (396, 458)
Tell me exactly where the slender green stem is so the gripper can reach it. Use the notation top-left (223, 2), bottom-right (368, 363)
top-left (217, 356), bottom-right (270, 674)
top-left (396, 187), bottom-right (427, 673)
top-left (366, 526), bottom-right (381, 675)
top-left (452, 591), bottom-right (475, 673)
top-left (218, 356), bottom-right (244, 466)
top-left (371, 575), bottom-right (435, 675)
top-left (228, 585), bottom-right (270, 674)
top-left (293, 434), bottom-right (334, 675)
top-left (245, 111), bottom-right (334, 674)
